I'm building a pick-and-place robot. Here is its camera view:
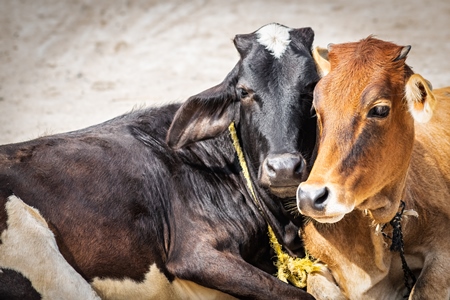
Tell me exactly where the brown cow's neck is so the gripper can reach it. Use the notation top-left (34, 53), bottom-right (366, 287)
top-left (359, 176), bottom-right (410, 225)
top-left (302, 211), bottom-right (396, 298)
top-left (302, 172), bottom-right (424, 298)
top-left (380, 201), bottom-right (417, 295)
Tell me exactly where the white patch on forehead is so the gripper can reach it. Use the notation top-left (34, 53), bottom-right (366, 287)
top-left (256, 23), bottom-right (292, 59)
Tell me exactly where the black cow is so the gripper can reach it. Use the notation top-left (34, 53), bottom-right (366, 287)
top-left (0, 23), bottom-right (319, 299)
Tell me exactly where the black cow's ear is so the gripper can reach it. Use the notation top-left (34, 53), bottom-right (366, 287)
top-left (289, 27), bottom-right (315, 50)
top-left (166, 64), bottom-right (239, 150)
top-left (234, 33), bottom-right (253, 57)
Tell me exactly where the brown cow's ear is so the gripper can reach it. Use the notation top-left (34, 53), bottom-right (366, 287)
top-left (405, 74), bottom-right (436, 123)
top-left (166, 64), bottom-right (239, 150)
top-left (312, 46), bottom-right (330, 77)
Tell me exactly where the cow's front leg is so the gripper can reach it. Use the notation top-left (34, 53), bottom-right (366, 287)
top-left (408, 255), bottom-right (450, 300)
top-left (306, 268), bottom-right (347, 300)
top-left (167, 247), bottom-right (315, 300)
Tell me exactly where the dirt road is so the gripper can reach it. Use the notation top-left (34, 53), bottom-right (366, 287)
top-left (1, 0), bottom-right (449, 144)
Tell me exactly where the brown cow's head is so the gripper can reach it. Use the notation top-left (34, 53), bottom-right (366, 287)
top-left (167, 23), bottom-right (319, 198)
top-left (297, 37), bottom-right (436, 223)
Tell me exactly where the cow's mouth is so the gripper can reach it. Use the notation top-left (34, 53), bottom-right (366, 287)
top-left (269, 185), bottom-right (299, 198)
top-left (307, 214), bottom-right (345, 224)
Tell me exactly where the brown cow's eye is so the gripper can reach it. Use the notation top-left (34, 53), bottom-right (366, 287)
top-left (368, 105), bottom-right (390, 118)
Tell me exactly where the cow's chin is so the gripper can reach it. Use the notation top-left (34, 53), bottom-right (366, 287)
top-left (309, 214), bottom-right (345, 224)
top-left (268, 186), bottom-right (298, 198)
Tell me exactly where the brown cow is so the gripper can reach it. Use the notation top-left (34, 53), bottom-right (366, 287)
top-left (297, 37), bottom-right (450, 299)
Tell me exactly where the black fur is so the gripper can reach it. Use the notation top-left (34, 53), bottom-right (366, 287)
top-left (0, 24), bottom-right (318, 299)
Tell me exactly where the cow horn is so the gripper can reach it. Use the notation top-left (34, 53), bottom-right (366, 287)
top-left (394, 45), bottom-right (411, 61)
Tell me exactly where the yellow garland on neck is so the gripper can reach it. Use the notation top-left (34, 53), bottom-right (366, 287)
top-left (228, 122), bottom-right (321, 288)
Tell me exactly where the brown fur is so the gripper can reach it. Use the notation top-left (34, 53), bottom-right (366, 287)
top-left (298, 37), bottom-right (450, 299)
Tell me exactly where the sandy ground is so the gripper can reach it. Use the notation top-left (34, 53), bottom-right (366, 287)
top-left (1, 0), bottom-right (449, 144)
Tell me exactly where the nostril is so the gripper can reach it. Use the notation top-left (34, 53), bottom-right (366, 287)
top-left (298, 185), bottom-right (330, 212)
top-left (294, 158), bottom-right (306, 176)
top-left (313, 187), bottom-right (329, 210)
top-left (265, 159), bottom-right (277, 177)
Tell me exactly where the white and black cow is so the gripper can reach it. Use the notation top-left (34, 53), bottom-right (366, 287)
top-left (0, 23), bottom-right (319, 299)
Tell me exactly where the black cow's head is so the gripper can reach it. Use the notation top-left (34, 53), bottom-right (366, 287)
top-left (166, 23), bottom-right (319, 198)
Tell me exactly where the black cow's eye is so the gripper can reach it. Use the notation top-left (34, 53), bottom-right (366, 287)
top-left (368, 105), bottom-right (390, 118)
top-left (240, 88), bottom-right (249, 98)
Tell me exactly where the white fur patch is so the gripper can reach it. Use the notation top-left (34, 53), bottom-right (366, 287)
top-left (256, 23), bottom-right (291, 59)
top-left (92, 263), bottom-right (236, 300)
top-left (0, 195), bottom-right (100, 300)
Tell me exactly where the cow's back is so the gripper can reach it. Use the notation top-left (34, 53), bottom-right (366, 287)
top-left (403, 86), bottom-right (450, 263)
top-left (413, 86), bottom-right (450, 177)
top-left (409, 86), bottom-right (450, 206)
top-left (0, 103), bottom-right (260, 299)
top-left (0, 104), bottom-right (180, 282)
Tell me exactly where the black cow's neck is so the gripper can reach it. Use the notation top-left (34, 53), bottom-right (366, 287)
top-left (246, 159), bottom-right (305, 257)
top-left (175, 127), bottom-right (305, 258)
top-left (236, 130), bottom-right (305, 258)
